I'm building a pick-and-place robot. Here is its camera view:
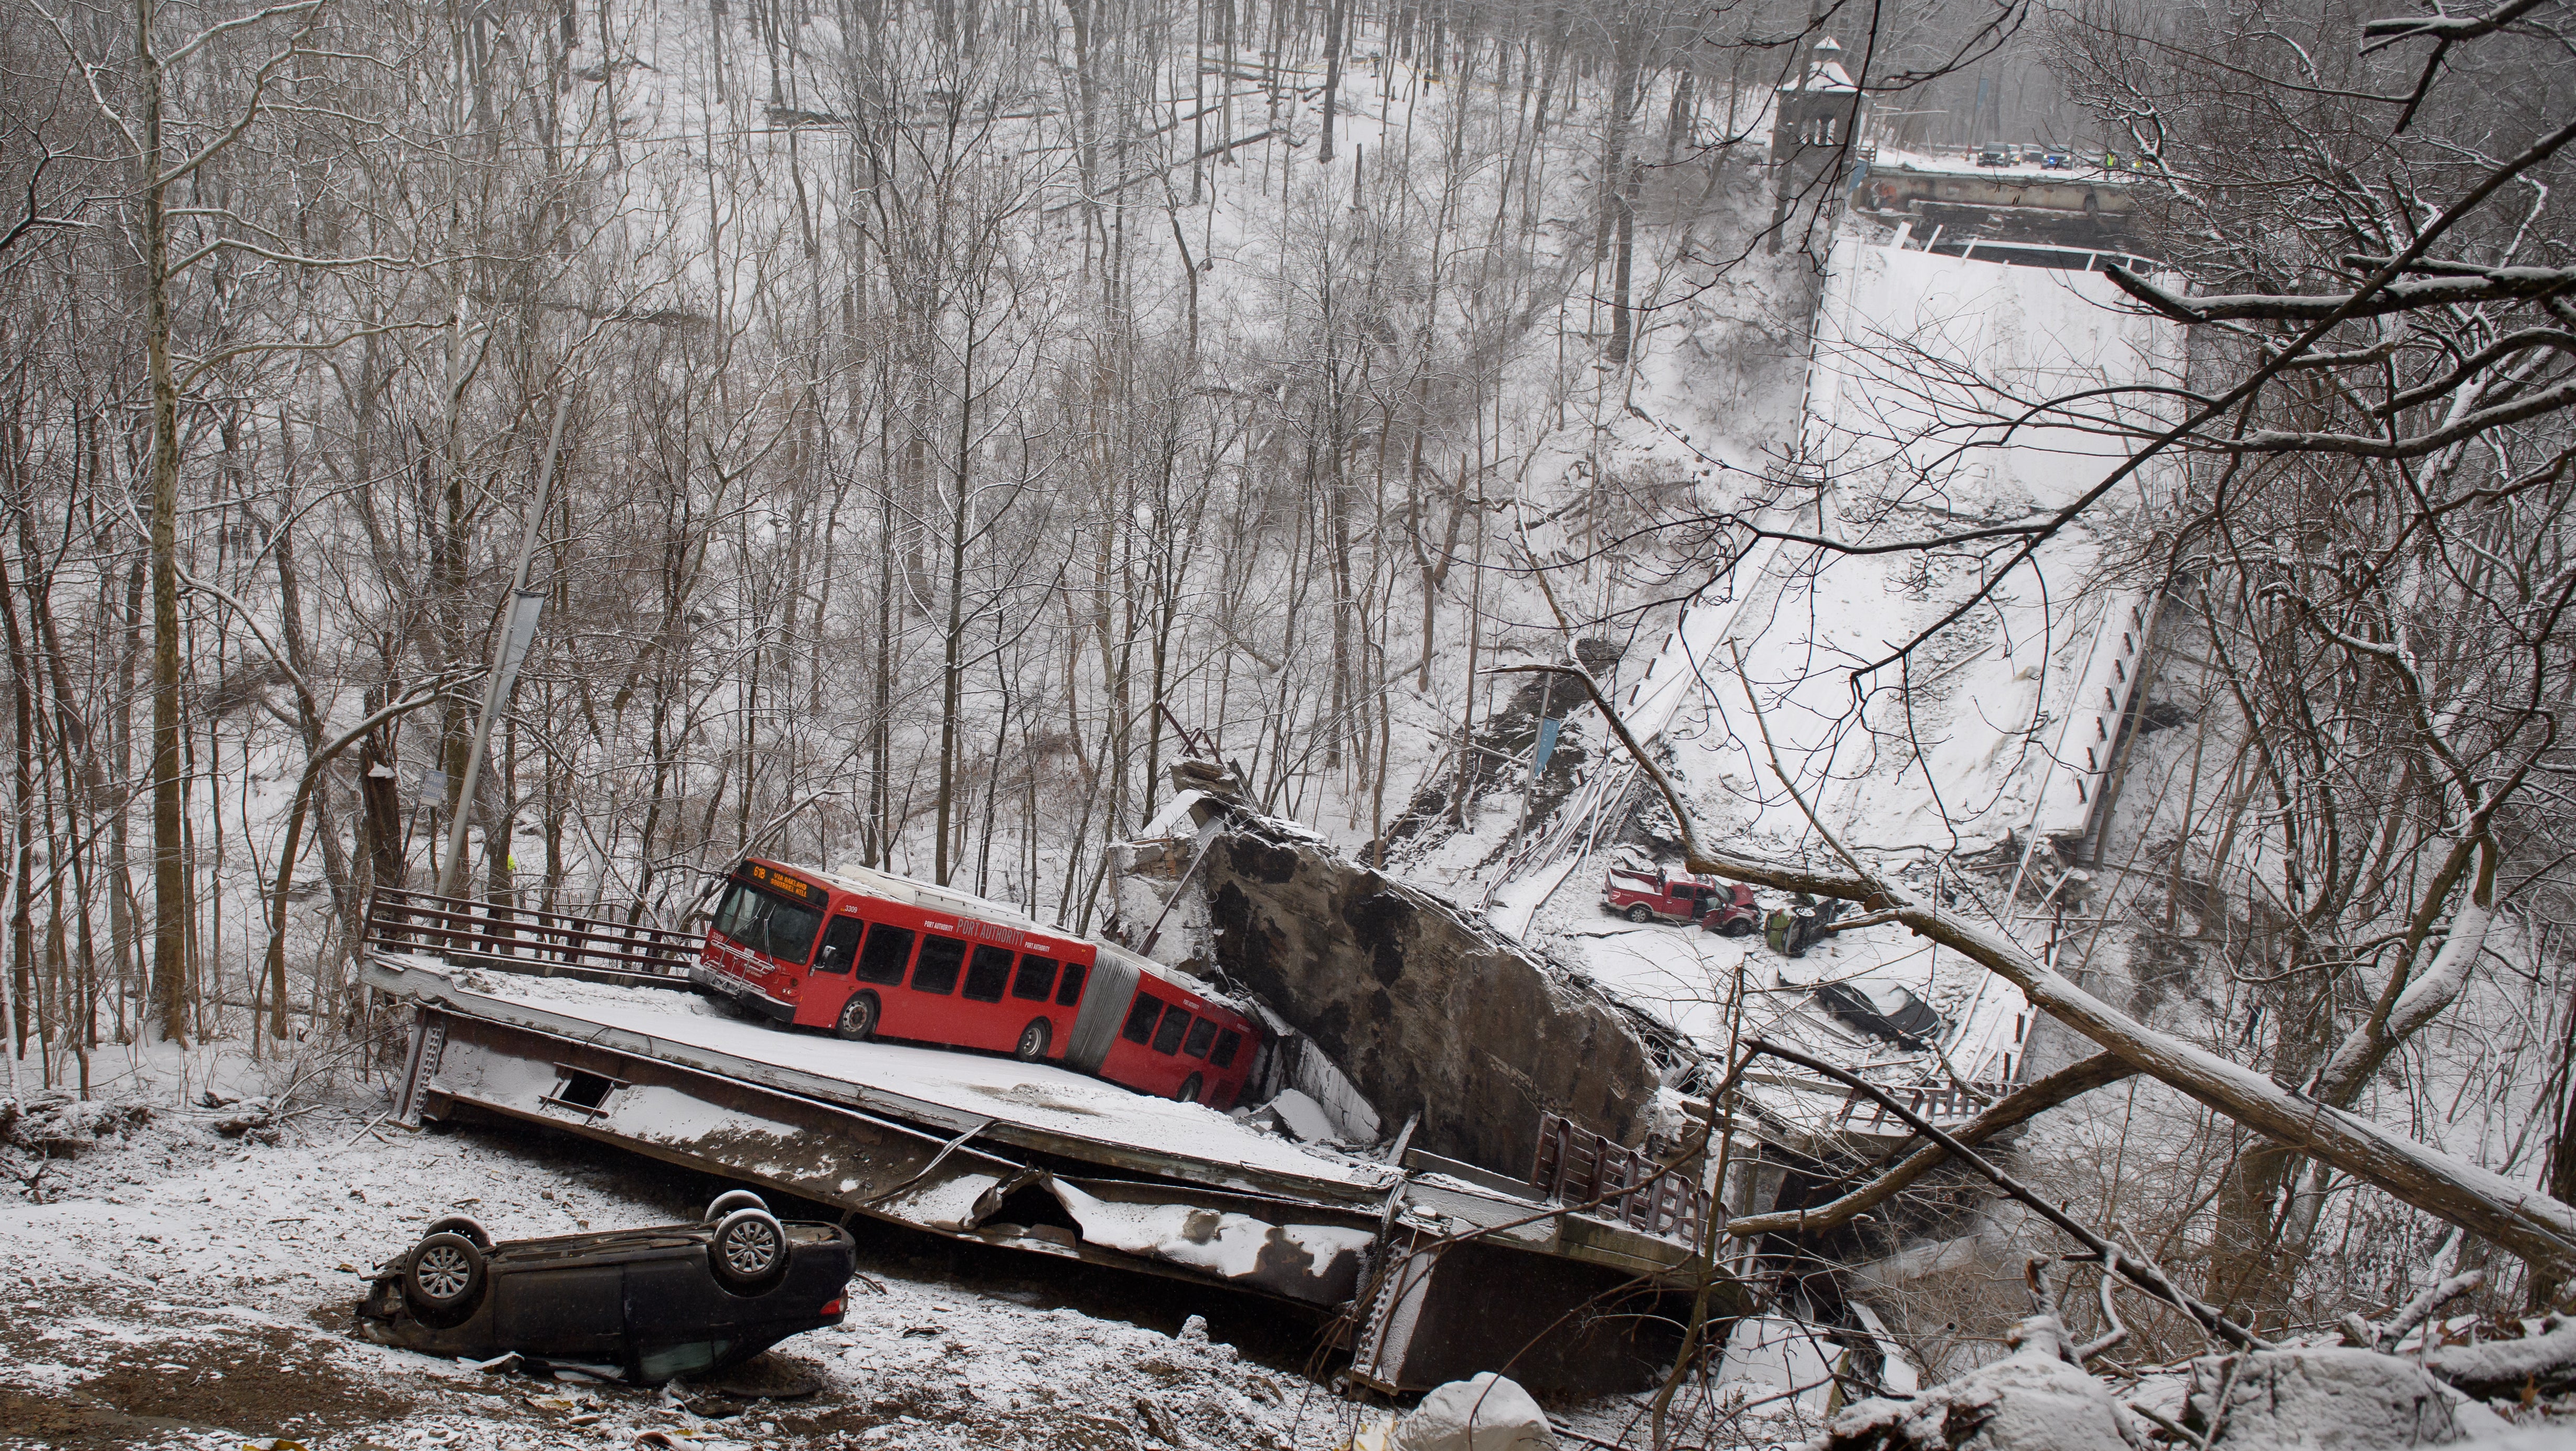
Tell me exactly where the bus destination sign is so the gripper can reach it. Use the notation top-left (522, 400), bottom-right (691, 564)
top-left (743, 861), bottom-right (829, 908)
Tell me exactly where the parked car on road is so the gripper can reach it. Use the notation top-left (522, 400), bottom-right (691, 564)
top-left (356, 1191), bottom-right (855, 1382)
top-left (1976, 144), bottom-right (2012, 167)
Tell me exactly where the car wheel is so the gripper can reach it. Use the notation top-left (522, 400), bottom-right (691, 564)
top-left (836, 992), bottom-right (879, 1042)
top-left (1721, 917), bottom-right (1755, 938)
top-left (422, 1215), bottom-right (493, 1249)
top-left (1175, 1073), bottom-right (1203, 1105)
top-left (1625, 904), bottom-right (1653, 924)
top-left (704, 1189), bottom-right (769, 1223)
top-left (1014, 1019), bottom-right (1050, 1062)
top-left (403, 1231), bottom-right (488, 1326)
top-left (710, 1207), bottom-right (789, 1294)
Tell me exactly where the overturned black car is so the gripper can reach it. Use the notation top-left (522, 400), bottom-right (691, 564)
top-left (356, 1191), bottom-right (856, 1382)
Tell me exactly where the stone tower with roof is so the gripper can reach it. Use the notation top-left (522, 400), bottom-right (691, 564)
top-left (1768, 37), bottom-right (1867, 250)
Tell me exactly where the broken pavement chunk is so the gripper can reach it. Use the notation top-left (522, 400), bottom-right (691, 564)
top-left (1197, 816), bottom-right (1664, 1178)
top-left (1048, 1180), bottom-right (1372, 1301)
top-left (1251, 1089), bottom-right (1338, 1143)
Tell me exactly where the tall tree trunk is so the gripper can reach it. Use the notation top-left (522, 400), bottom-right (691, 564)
top-left (1318, 0), bottom-right (1346, 162)
top-left (0, 535), bottom-right (36, 1063)
top-left (140, 0), bottom-right (189, 1043)
top-left (934, 328), bottom-right (974, 886)
top-left (1607, 158), bottom-right (1640, 362)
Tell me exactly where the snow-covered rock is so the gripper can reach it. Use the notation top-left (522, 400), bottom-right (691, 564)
top-left (1813, 1316), bottom-right (2136, 1450)
top-left (2187, 1346), bottom-right (2507, 1449)
top-left (1393, 1372), bottom-right (1557, 1451)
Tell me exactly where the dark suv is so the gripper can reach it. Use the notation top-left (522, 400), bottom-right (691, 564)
top-left (356, 1191), bottom-right (855, 1382)
top-left (1812, 980), bottom-right (1946, 1048)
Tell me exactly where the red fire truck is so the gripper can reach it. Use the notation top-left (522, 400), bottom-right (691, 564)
top-left (689, 857), bottom-right (1261, 1108)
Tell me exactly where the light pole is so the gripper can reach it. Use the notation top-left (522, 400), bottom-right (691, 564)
top-left (433, 383), bottom-right (574, 901)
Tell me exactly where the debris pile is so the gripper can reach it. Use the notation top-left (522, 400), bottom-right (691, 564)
top-left (1815, 1310), bottom-right (2576, 1450)
top-left (1817, 1316), bottom-right (2134, 1450)
top-left (0, 1090), bottom-right (155, 1157)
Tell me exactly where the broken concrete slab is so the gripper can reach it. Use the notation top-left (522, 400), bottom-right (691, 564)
top-left (1252, 1088), bottom-right (1340, 1143)
top-left (1196, 813), bottom-right (1669, 1179)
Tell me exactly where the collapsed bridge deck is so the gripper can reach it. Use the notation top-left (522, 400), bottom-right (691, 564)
top-left (361, 916), bottom-right (1708, 1394)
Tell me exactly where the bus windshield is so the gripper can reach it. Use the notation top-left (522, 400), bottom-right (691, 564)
top-left (711, 882), bottom-right (825, 965)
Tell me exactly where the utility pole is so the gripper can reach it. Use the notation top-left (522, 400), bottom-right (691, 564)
top-left (434, 385), bottom-right (574, 901)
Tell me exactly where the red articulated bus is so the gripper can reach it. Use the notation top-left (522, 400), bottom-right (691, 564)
top-left (688, 857), bottom-right (1262, 1109)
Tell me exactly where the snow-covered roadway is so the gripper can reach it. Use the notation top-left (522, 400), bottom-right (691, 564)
top-left (1494, 233), bottom-right (2184, 1098)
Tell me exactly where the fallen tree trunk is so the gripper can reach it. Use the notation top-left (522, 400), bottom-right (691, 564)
top-left (1726, 1052), bottom-right (2137, 1238)
top-left (1501, 661), bottom-right (2576, 1279)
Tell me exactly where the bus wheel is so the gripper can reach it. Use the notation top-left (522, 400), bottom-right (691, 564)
top-left (836, 992), bottom-right (879, 1042)
top-left (1175, 1073), bottom-right (1203, 1105)
top-left (1014, 1019), bottom-right (1050, 1062)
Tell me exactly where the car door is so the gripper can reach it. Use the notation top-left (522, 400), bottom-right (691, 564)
top-left (795, 913), bottom-right (867, 1028)
top-left (491, 1254), bottom-right (627, 1360)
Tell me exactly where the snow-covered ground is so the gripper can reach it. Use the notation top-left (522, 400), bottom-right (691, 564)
top-left (2, 1033), bottom-right (1774, 1449)
top-left (0, 1046), bottom-right (1406, 1450)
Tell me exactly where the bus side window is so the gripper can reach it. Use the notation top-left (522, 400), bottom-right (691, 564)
top-left (814, 917), bottom-right (863, 975)
top-left (1181, 1016), bottom-right (1218, 1059)
top-left (853, 925), bottom-right (914, 985)
top-left (1055, 960), bottom-right (1090, 1007)
top-left (912, 935), bottom-right (967, 994)
top-left (1121, 992), bottom-right (1166, 1044)
top-left (962, 945), bottom-right (1014, 1002)
top-left (1210, 1030), bottom-right (1243, 1068)
top-left (1150, 1007), bottom-right (1190, 1056)
top-left (1011, 956), bottom-right (1059, 1001)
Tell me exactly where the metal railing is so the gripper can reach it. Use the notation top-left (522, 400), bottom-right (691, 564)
top-left (363, 886), bottom-right (699, 987)
top-left (1530, 1113), bottom-right (1708, 1244)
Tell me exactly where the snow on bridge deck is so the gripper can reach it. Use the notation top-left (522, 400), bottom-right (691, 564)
top-left (1711, 231), bottom-right (2185, 859)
